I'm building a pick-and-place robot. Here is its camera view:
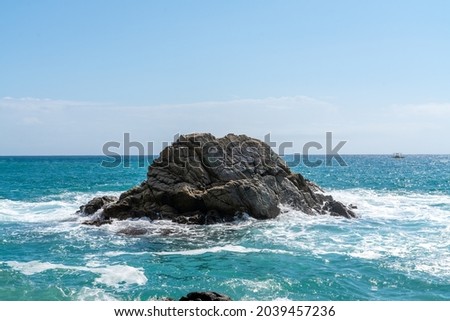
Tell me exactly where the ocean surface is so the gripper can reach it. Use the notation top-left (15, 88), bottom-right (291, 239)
top-left (1, 155), bottom-right (449, 301)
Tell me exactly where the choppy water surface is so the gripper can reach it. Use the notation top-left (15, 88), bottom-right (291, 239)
top-left (1, 155), bottom-right (449, 300)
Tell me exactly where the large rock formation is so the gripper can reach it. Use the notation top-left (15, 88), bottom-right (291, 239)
top-left (79, 133), bottom-right (355, 225)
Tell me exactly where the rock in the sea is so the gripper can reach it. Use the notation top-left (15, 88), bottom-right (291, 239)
top-left (158, 291), bottom-right (232, 301)
top-left (77, 196), bottom-right (118, 215)
top-left (116, 226), bottom-right (148, 236)
top-left (81, 218), bottom-right (112, 226)
top-left (179, 291), bottom-right (232, 301)
top-left (80, 133), bottom-right (355, 224)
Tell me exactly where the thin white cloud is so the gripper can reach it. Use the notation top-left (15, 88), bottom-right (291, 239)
top-left (0, 96), bottom-right (109, 111)
top-left (1, 96), bottom-right (449, 154)
top-left (0, 95), bottom-right (339, 155)
top-left (155, 95), bottom-right (336, 111)
top-left (391, 102), bottom-right (450, 117)
top-left (337, 102), bottom-right (450, 154)
top-left (0, 95), bottom-right (333, 109)
top-left (22, 117), bottom-right (42, 125)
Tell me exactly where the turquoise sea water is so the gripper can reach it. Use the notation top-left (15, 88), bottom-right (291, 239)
top-left (1, 155), bottom-right (449, 300)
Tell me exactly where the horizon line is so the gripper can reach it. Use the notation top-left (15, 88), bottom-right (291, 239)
top-left (1, 153), bottom-right (449, 157)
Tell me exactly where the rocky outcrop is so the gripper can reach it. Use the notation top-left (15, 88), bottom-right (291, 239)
top-left (79, 133), bottom-right (355, 225)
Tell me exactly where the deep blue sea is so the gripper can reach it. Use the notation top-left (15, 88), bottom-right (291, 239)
top-left (1, 155), bottom-right (449, 301)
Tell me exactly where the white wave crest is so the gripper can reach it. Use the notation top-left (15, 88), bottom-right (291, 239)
top-left (4, 260), bottom-right (147, 288)
top-left (0, 191), bottom-right (120, 223)
top-left (156, 245), bottom-right (259, 256)
top-left (75, 287), bottom-right (119, 301)
top-left (264, 189), bottom-right (450, 279)
top-left (155, 245), bottom-right (293, 256)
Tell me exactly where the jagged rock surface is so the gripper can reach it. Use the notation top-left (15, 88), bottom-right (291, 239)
top-left (79, 133), bottom-right (355, 224)
top-left (77, 196), bottom-right (118, 215)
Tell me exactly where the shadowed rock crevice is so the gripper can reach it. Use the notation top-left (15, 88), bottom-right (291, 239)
top-left (79, 133), bottom-right (355, 225)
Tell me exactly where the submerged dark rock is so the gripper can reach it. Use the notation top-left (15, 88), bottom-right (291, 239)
top-left (179, 291), bottom-right (232, 301)
top-left (81, 219), bottom-right (112, 227)
top-left (159, 291), bottom-right (232, 301)
top-left (79, 133), bottom-right (355, 224)
top-left (116, 226), bottom-right (148, 236)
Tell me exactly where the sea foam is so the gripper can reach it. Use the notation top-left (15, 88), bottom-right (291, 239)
top-left (4, 260), bottom-right (147, 288)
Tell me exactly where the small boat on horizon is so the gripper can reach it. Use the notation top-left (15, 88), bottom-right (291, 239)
top-left (392, 152), bottom-right (405, 159)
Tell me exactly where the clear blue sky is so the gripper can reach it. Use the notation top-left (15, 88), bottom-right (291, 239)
top-left (1, 0), bottom-right (449, 154)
